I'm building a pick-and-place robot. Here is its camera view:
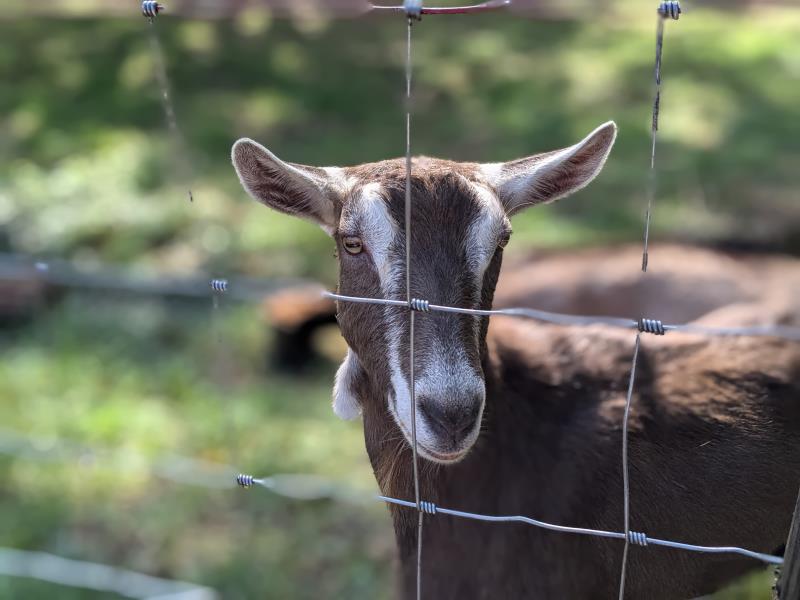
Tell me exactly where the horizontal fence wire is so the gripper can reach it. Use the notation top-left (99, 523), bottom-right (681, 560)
top-left (8, 0), bottom-right (797, 20)
top-left (0, 427), bottom-right (378, 503)
top-left (323, 291), bottom-right (800, 341)
top-left (377, 496), bottom-right (785, 565)
top-left (231, 474), bottom-right (785, 566)
top-left (370, 0), bottom-right (512, 15)
top-left (0, 547), bottom-right (218, 600)
top-left (187, 0), bottom-right (798, 595)
top-left (0, 251), bottom-right (310, 302)
top-left (4, 1), bottom-right (794, 598)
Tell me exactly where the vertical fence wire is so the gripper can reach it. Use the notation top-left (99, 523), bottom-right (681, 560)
top-left (10, 1), bottom-right (796, 597)
top-left (618, 332), bottom-right (642, 600)
top-left (145, 8), bottom-right (194, 203)
top-left (233, 0), bottom-right (792, 595)
top-left (621, 4), bottom-right (680, 597)
top-left (404, 14), bottom-right (424, 600)
top-left (234, 1), bottom-right (792, 595)
top-left (641, 16), bottom-right (661, 272)
top-left (224, 0), bottom-right (795, 589)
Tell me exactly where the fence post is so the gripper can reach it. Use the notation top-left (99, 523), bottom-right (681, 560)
top-left (776, 486), bottom-right (800, 599)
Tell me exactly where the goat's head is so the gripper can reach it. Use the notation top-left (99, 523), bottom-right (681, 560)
top-left (232, 121), bottom-right (616, 464)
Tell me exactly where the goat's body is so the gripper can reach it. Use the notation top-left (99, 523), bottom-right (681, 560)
top-left (362, 319), bottom-right (800, 599)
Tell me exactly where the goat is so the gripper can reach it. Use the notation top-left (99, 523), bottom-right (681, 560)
top-left (231, 122), bottom-right (800, 599)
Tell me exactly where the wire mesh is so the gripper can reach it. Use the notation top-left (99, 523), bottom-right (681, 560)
top-left (4, 0), bottom-right (798, 598)
top-left (304, 2), bottom-right (799, 598)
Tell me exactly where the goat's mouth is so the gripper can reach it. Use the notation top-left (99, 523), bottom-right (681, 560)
top-left (389, 395), bottom-right (481, 465)
top-left (417, 445), bottom-right (470, 464)
top-left (397, 420), bottom-right (474, 464)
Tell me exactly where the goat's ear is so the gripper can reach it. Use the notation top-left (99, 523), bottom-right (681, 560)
top-left (481, 121), bottom-right (617, 215)
top-left (332, 349), bottom-right (362, 420)
top-left (232, 138), bottom-right (344, 235)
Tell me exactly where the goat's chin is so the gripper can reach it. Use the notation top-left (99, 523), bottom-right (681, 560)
top-left (400, 426), bottom-right (474, 465)
top-left (416, 444), bottom-right (472, 465)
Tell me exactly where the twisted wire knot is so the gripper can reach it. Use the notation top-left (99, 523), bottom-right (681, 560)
top-left (210, 279), bottom-right (228, 293)
top-left (404, 0), bottom-right (423, 19)
top-left (236, 473), bottom-right (255, 488)
top-left (419, 501), bottom-right (437, 515)
top-left (409, 298), bottom-right (430, 312)
top-left (628, 531), bottom-right (649, 546)
top-left (638, 318), bottom-right (666, 336)
top-left (657, 1), bottom-right (681, 19)
top-left (142, 1), bottom-right (164, 18)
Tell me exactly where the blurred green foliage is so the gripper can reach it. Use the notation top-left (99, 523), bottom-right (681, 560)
top-left (0, 3), bottom-right (797, 598)
top-left (0, 5), bottom-right (798, 281)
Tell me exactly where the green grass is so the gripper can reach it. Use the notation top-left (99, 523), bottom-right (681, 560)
top-left (0, 296), bottom-right (391, 599)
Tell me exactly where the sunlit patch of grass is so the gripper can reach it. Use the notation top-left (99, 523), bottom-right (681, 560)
top-left (178, 22), bottom-right (219, 56)
top-left (713, 570), bottom-right (776, 600)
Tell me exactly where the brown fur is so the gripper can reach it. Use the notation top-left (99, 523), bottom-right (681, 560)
top-left (231, 128), bottom-right (800, 599)
top-left (334, 166), bottom-right (800, 597)
top-left (360, 322), bottom-right (800, 599)
top-left (262, 244), bottom-right (800, 370)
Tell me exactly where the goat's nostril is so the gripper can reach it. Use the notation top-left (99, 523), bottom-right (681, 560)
top-left (419, 398), bottom-right (481, 443)
top-left (453, 406), bottom-right (477, 436)
top-left (457, 418), bottom-right (477, 439)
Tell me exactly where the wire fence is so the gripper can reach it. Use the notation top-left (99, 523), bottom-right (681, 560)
top-left (0, 426), bottom-right (372, 501)
top-left (322, 291), bottom-right (800, 340)
top-left (0, 251), bottom-right (312, 302)
top-left (232, 2), bottom-right (799, 599)
top-left (0, 548), bottom-right (218, 600)
top-left (3, 0), bottom-right (799, 598)
top-left (7, 0), bottom-right (798, 20)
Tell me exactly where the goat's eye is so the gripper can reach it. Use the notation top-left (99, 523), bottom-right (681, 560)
top-left (343, 236), bottom-right (363, 255)
top-left (498, 233), bottom-right (511, 249)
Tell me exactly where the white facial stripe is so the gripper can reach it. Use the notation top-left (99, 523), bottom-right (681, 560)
top-left (334, 183), bottom-right (398, 422)
top-left (462, 182), bottom-right (506, 342)
top-left (416, 341), bottom-right (485, 406)
top-left (384, 182), bottom-right (493, 462)
top-left (390, 345), bottom-right (485, 464)
top-left (338, 177), bottom-right (490, 460)
top-left (329, 172), bottom-right (494, 454)
top-left (466, 182), bottom-right (506, 285)
top-left (346, 182), bottom-right (397, 288)
top-left (339, 182), bottom-right (418, 449)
